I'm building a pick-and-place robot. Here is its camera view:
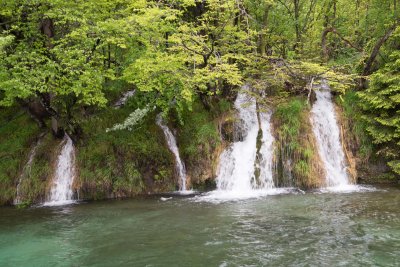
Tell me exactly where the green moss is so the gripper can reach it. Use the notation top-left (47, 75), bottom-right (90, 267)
top-left (76, 104), bottom-right (175, 199)
top-left (0, 107), bottom-right (40, 205)
top-left (22, 134), bottom-right (57, 203)
top-left (273, 97), bottom-right (320, 188)
top-left (180, 100), bottom-right (220, 157)
top-left (113, 166), bottom-right (144, 195)
top-left (253, 128), bottom-right (263, 184)
top-left (216, 99), bottom-right (232, 115)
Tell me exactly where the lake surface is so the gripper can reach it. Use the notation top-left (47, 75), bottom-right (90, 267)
top-left (1, 187), bottom-right (400, 266)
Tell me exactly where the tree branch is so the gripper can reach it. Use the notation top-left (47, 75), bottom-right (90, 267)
top-left (362, 20), bottom-right (399, 76)
top-left (276, 0), bottom-right (294, 18)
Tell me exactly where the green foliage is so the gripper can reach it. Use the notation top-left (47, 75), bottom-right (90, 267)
top-left (180, 100), bottom-right (220, 159)
top-left (358, 50), bottom-right (400, 174)
top-left (1, 0), bottom-right (400, 204)
top-left (178, 99), bottom-right (221, 186)
top-left (294, 160), bottom-right (310, 179)
top-left (339, 91), bottom-right (373, 159)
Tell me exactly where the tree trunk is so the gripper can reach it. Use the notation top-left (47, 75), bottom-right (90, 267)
top-left (108, 44), bottom-right (111, 69)
top-left (360, 21), bottom-right (399, 88)
top-left (293, 0), bottom-right (301, 52)
top-left (40, 18), bottom-right (54, 48)
top-left (321, 27), bottom-right (362, 61)
top-left (51, 117), bottom-right (64, 138)
top-left (259, 6), bottom-right (271, 56)
top-left (321, 28), bottom-right (330, 60)
top-left (17, 99), bottom-right (49, 129)
top-left (40, 16), bottom-right (84, 140)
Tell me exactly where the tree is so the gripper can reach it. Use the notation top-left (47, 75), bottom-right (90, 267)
top-left (123, 0), bottom-right (247, 117)
top-left (0, 0), bottom-right (134, 139)
top-left (358, 43), bottom-right (400, 174)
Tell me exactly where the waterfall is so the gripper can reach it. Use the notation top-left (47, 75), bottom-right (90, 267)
top-left (114, 90), bottom-right (136, 108)
top-left (216, 90), bottom-right (259, 192)
top-left (14, 140), bottom-right (41, 205)
top-left (44, 135), bottom-right (76, 206)
top-left (156, 114), bottom-right (188, 192)
top-left (258, 112), bottom-right (275, 189)
top-left (310, 80), bottom-right (350, 188)
top-left (207, 87), bottom-right (277, 200)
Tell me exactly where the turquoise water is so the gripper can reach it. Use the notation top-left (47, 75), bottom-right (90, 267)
top-left (1, 188), bottom-right (400, 266)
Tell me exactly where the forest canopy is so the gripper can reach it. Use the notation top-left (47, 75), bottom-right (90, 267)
top-left (0, 0), bottom-right (399, 173)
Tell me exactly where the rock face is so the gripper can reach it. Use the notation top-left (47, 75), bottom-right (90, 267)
top-left (220, 118), bottom-right (236, 142)
top-left (335, 103), bottom-right (395, 185)
top-left (4, 87), bottom-right (400, 207)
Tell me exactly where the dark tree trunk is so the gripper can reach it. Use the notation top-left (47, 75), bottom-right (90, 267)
top-left (199, 92), bottom-right (211, 111)
top-left (321, 27), bottom-right (362, 61)
top-left (17, 99), bottom-right (49, 129)
top-left (51, 117), bottom-right (64, 138)
top-left (40, 18), bottom-right (54, 48)
top-left (108, 44), bottom-right (111, 69)
top-left (293, 0), bottom-right (301, 52)
top-left (40, 16), bottom-right (84, 141)
top-left (39, 18), bottom-right (66, 138)
top-left (259, 6), bottom-right (271, 56)
top-left (360, 21), bottom-right (399, 88)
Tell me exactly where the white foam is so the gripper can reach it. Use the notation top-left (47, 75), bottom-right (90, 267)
top-left (173, 190), bottom-right (196, 195)
top-left (214, 87), bottom-right (276, 195)
top-left (41, 200), bottom-right (77, 207)
top-left (195, 188), bottom-right (296, 203)
top-left (317, 184), bottom-right (377, 194)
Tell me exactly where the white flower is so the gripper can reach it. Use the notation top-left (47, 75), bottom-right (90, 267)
top-left (106, 106), bottom-right (150, 132)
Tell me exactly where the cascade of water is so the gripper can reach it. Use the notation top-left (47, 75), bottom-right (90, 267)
top-left (156, 114), bottom-right (187, 192)
top-left (44, 135), bottom-right (76, 206)
top-left (258, 112), bottom-right (275, 189)
top-left (14, 140), bottom-right (41, 205)
top-left (310, 80), bottom-right (350, 187)
top-left (214, 87), bottom-right (275, 197)
top-left (114, 90), bottom-right (136, 108)
top-left (216, 90), bottom-right (259, 191)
